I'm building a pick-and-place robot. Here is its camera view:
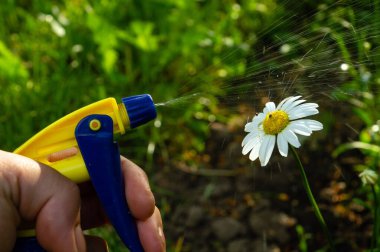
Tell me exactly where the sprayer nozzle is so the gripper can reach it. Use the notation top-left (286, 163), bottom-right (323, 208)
top-left (121, 94), bottom-right (157, 128)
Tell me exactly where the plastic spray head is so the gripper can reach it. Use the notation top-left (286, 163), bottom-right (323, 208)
top-left (119, 94), bottom-right (157, 129)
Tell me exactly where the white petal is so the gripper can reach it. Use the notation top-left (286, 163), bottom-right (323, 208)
top-left (295, 102), bottom-right (318, 109)
top-left (277, 96), bottom-right (291, 109)
top-left (258, 136), bottom-right (269, 163)
top-left (246, 112), bottom-right (266, 133)
top-left (251, 113), bottom-right (265, 127)
top-left (283, 99), bottom-right (306, 113)
top-left (244, 122), bottom-right (255, 132)
top-left (287, 121), bottom-right (312, 136)
top-left (287, 103), bottom-right (318, 115)
top-left (279, 96), bottom-right (302, 111)
top-left (242, 131), bottom-right (259, 146)
top-left (242, 135), bottom-right (260, 155)
top-left (277, 132), bottom-right (288, 157)
top-left (304, 119), bottom-right (323, 131)
top-left (242, 132), bottom-right (253, 146)
top-left (282, 128), bottom-right (301, 148)
top-left (265, 102), bottom-right (276, 112)
top-left (259, 135), bottom-right (276, 166)
top-left (249, 140), bottom-right (261, 161)
top-left (289, 108), bottom-right (319, 120)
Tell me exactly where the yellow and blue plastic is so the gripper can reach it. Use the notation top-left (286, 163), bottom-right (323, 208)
top-left (13, 94), bottom-right (157, 252)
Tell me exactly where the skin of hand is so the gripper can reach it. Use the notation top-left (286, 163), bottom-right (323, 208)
top-left (0, 150), bottom-right (165, 252)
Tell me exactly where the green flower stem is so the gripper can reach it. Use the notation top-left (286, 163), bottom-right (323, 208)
top-left (290, 146), bottom-right (336, 252)
top-left (371, 185), bottom-right (379, 251)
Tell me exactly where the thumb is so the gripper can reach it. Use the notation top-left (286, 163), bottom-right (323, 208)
top-left (0, 150), bottom-right (86, 252)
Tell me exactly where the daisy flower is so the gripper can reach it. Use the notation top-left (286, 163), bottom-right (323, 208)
top-left (242, 96), bottom-right (323, 166)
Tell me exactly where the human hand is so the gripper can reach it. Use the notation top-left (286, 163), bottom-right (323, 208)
top-left (0, 150), bottom-right (165, 252)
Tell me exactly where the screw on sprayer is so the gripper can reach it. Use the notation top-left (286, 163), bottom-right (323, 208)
top-left (120, 94), bottom-right (157, 129)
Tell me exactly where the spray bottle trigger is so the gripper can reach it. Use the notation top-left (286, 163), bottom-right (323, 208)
top-left (75, 114), bottom-right (143, 252)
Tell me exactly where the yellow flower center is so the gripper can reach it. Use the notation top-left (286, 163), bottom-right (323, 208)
top-left (262, 110), bottom-right (289, 135)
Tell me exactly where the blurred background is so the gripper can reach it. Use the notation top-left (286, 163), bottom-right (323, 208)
top-left (1, 0), bottom-right (380, 251)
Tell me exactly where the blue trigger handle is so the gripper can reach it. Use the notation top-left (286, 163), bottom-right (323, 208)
top-left (75, 114), bottom-right (144, 252)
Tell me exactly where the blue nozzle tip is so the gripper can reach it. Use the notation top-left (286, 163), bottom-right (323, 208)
top-left (122, 94), bottom-right (157, 128)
